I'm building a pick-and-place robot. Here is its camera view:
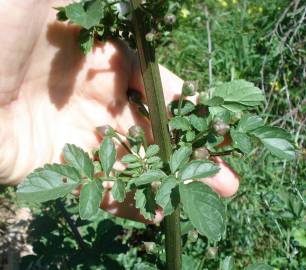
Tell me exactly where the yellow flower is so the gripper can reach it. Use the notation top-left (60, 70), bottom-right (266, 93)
top-left (232, 0), bottom-right (238, 4)
top-left (258, 6), bottom-right (263, 13)
top-left (181, 8), bottom-right (190, 18)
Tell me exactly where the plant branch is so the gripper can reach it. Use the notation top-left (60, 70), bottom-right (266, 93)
top-left (56, 200), bottom-right (87, 251)
top-left (130, 1), bottom-right (182, 269)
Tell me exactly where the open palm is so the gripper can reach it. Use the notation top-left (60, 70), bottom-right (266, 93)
top-left (0, 1), bottom-right (238, 222)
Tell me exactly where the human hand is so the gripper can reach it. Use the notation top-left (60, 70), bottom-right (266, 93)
top-left (0, 0), bottom-right (239, 222)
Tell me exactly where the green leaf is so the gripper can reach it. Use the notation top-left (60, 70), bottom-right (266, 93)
top-left (65, 0), bottom-right (103, 30)
top-left (251, 126), bottom-right (295, 160)
top-left (121, 154), bottom-right (139, 163)
top-left (145, 145), bottom-right (160, 158)
top-left (79, 180), bottom-right (103, 220)
top-left (230, 130), bottom-right (252, 153)
top-left (203, 96), bottom-right (224, 106)
top-left (186, 130), bottom-right (196, 142)
top-left (179, 160), bottom-right (220, 181)
top-left (99, 137), bottom-right (116, 176)
top-left (174, 101), bottom-right (195, 116)
top-left (189, 114), bottom-right (208, 132)
top-left (155, 176), bottom-right (177, 216)
top-left (170, 146), bottom-right (192, 174)
top-left (179, 182), bottom-right (225, 241)
top-left (63, 144), bottom-right (94, 179)
top-left (17, 164), bottom-right (81, 203)
top-left (238, 115), bottom-right (264, 132)
top-left (78, 28), bottom-right (94, 54)
top-left (135, 187), bottom-right (156, 220)
top-left (292, 227), bottom-right (306, 247)
top-left (134, 262), bottom-right (158, 270)
top-left (212, 80), bottom-right (264, 111)
top-left (134, 170), bottom-right (167, 186)
top-left (245, 263), bottom-right (274, 270)
top-left (169, 116), bottom-right (190, 131)
top-left (220, 256), bottom-right (235, 270)
top-left (112, 179), bottom-right (126, 203)
top-left (147, 156), bottom-right (161, 164)
top-left (182, 255), bottom-right (198, 270)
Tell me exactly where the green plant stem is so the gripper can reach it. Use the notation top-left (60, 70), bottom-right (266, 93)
top-left (130, 1), bottom-right (182, 269)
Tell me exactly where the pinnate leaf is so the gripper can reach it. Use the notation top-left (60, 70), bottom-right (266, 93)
top-left (180, 182), bottom-right (225, 241)
top-left (170, 146), bottom-right (192, 174)
top-left (17, 164), bottom-right (81, 203)
top-left (230, 130), bottom-right (252, 153)
top-left (238, 115), bottom-right (264, 132)
top-left (99, 137), bottom-right (116, 176)
top-left (121, 154), bottom-right (139, 163)
top-left (135, 188), bottom-right (156, 220)
top-left (251, 126), bottom-right (295, 160)
top-left (155, 176), bottom-right (177, 216)
top-left (133, 170), bottom-right (167, 186)
top-left (63, 144), bottom-right (94, 179)
top-left (179, 160), bottom-right (220, 181)
top-left (145, 144), bottom-right (160, 158)
top-left (112, 179), bottom-right (126, 203)
top-left (212, 80), bottom-right (264, 112)
top-left (169, 116), bottom-right (190, 131)
top-left (65, 0), bottom-right (103, 30)
top-left (79, 180), bottom-right (103, 220)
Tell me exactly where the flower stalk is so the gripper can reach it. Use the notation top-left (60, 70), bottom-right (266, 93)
top-left (130, 1), bottom-right (182, 269)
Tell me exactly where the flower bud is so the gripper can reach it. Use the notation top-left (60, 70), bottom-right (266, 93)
top-left (213, 120), bottom-right (230, 136)
top-left (128, 125), bottom-right (144, 138)
top-left (182, 81), bottom-right (197, 96)
top-left (143, 242), bottom-right (157, 254)
top-left (188, 230), bottom-right (198, 242)
top-left (164, 14), bottom-right (176, 25)
top-left (96, 125), bottom-right (115, 137)
top-left (145, 32), bottom-right (155, 42)
top-left (193, 147), bottom-right (210, 160)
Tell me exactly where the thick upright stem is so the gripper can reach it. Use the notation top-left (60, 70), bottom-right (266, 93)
top-left (130, 1), bottom-right (182, 269)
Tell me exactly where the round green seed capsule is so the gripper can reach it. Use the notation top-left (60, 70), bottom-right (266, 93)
top-left (194, 147), bottom-right (210, 160)
top-left (182, 81), bottom-right (197, 96)
top-left (96, 125), bottom-right (115, 137)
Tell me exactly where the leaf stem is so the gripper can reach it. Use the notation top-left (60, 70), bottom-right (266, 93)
top-left (130, 1), bottom-right (182, 269)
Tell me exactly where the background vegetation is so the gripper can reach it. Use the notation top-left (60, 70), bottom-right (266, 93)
top-left (1, 0), bottom-right (305, 269)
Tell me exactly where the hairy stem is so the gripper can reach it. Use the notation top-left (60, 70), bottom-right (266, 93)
top-left (130, 1), bottom-right (182, 269)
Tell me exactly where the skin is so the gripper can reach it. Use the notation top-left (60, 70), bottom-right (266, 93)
top-left (0, 0), bottom-right (239, 223)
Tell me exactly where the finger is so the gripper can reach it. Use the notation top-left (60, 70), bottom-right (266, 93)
top-left (201, 157), bottom-right (239, 197)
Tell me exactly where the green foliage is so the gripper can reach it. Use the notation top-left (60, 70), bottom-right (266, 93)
top-left (17, 164), bottom-right (81, 203)
top-left (251, 126), bottom-right (296, 160)
top-left (99, 137), bottom-right (116, 177)
top-left (155, 176), bottom-right (177, 216)
top-left (64, 144), bottom-right (94, 179)
top-left (245, 263), bottom-right (274, 270)
top-left (169, 146), bottom-right (192, 174)
top-left (180, 182), bottom-right (225, 241)
top-left (79, 180), bottom-right (103, 219)
top-left (112, 179), bottom-right (126, 203)
top-left (179, 160), bottom-right (220, 181)
top-left (211, 80), bottom-right (264, 112)
top-left (10, 0), bottom-right (305, 269)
